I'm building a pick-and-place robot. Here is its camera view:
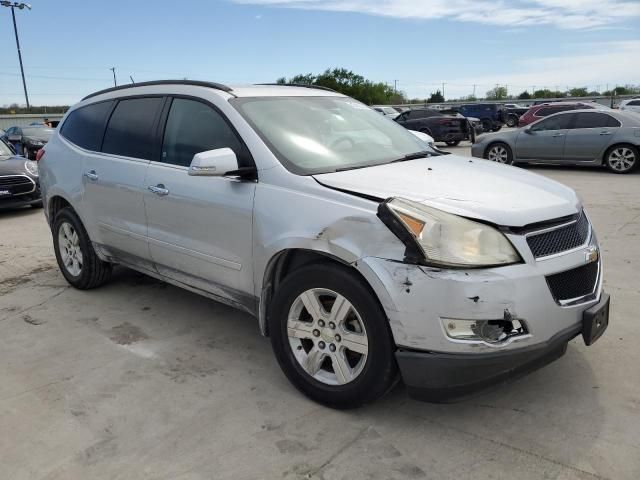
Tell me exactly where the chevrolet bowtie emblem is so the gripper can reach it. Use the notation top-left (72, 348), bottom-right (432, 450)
top-left (586, 247), bottom-right (599, 263)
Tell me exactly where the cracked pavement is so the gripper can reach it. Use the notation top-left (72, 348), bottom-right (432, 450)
top-left (1, 157), bottom-right (639, 479)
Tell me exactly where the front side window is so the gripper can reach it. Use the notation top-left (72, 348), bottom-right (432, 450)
top-left (161, 98), bottom-right (244, 167)
top-left (102, 97), bottom-right (163, 160)
top-left (60, 101), bottom-right (113, 151)
top-left (232, 96), bottom-right (431, 175)
top-left (531, 113), bottom-right (575, 131)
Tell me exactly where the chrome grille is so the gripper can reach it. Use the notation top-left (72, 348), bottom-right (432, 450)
top-left (0, 175), bottom-right (35, 196)
top-left (527, 212), bottom-right (590, 258)
top-left (546, 261), bottom-right (598, 304)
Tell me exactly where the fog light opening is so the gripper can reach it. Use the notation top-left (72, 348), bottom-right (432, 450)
top-left (443, 316), bottom-right (528, 344)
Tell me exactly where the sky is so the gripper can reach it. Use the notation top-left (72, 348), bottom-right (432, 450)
top-left (0, 0), bottom-right (639, 106)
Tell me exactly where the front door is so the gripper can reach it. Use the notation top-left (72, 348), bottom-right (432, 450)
top-left (515, 113), bottom-right (575, 160)
top-left (143, 97), bottom-right (256, 309)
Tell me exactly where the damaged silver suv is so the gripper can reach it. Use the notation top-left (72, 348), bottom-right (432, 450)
top-left (39, 81), bottom-right (609, 408)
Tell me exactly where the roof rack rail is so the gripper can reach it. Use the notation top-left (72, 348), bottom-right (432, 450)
top-left (82, 80), bottom-right (234, 101)
top-left (255, 83), bottom-right (337, 93)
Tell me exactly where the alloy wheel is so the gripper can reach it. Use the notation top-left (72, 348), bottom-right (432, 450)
top-left (58, 222), bottom-right (83, 276)
top-left (487, 145), bottom-right (510, 163)
top-left (608, 147), bottom-right (636, 172)
top-left (287, 288), bottom-right (368, 386)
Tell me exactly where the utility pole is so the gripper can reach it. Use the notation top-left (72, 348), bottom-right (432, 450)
top-left (110, 67), bottom-right (117, 87)
top-left (472, 84), bottom-right (477, 98)
top-left (1, 2), bottom-right (32, 109)
top-left (393, 79), bottom-right (398, 93)
top-left (441, 82), bottom-right (446, 100)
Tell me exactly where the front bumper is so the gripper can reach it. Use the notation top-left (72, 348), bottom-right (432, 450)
top-left (470, 142), bottom-right (485, 157)
top-left (356, 227), bottom-right (606, 401)
top-left (397, 293), bottom-right (608, 402)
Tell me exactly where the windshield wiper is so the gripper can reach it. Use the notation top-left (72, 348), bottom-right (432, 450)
top-left (390, 150), bottom-right (432, 163)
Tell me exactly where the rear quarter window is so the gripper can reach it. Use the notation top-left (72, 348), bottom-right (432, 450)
top-left (60, 101), bottom-right (114, 151)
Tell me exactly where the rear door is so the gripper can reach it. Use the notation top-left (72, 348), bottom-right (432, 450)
top-left (515, 113), bottom-right (575, 160)
top-left (81, 96), bottom-right (163, 263)
top-left (143, 96), bottom-right (256, 307)
top-left (563, 112), bottom-right (622, 161)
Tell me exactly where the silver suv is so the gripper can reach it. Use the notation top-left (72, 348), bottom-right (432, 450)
top-left (39, 81), bottom-right (609, 408)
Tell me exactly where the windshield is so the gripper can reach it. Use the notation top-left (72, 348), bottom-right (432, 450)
top-left (22, 127), bottom-right (54, 140)
top-left (232, 96), bottom-right (430, 174)
top-left (0, 140), bottom-right (14, 158)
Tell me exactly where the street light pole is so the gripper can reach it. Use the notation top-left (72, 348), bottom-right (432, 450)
top-left (1, 2), bottom-right (31, 109)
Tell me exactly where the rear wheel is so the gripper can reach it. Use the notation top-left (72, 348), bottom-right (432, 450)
top-left (481, 119), bottom-right (492, 133)
top-left (605, 145), bottom-right (638, 174)
top-left (53, 208), bottom-right (112, 289)
top-left (269, 263), bottom-right (398, 409)
top-left (486, 142), bottom-right (513, 165)
top-left (491, 125), bottom-right (503, 132)
top-left (445, 140), bottom-right (461, 147)
top-left (506, 115), bottom-right (518, 128)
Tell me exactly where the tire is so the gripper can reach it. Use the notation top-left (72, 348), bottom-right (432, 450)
top-left (485, 142), bottom-right (514, 165)
top-left (481, 119), bottom-right (492, 133)
top-left (491, 125), bottom-right (503, 132)
top-left (604, 144), bottom-right (638, 174)
top-left (269, 263), bottom-right (398, 409)
top-left (445, 140), bottom-right (461, 147)
top-left (52, 207), bottom-right (112, 289)
top-left (506, 115), bottom-right (518, 128)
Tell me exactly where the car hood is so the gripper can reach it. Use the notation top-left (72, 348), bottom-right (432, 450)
top-left (0, 157), bottom-right (29, 175)
top-left (313, 155), bottom-right (581, 227)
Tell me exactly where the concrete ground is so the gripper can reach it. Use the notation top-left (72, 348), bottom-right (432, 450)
top-left (1, 146), bottom-right (639, 480)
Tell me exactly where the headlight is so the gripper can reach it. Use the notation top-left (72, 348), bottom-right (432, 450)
top-left (378, 198), bottom-right (521, 267)
top-left (24, 160), bottom-right (38, 176)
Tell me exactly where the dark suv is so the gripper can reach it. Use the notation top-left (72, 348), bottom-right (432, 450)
top-left (457, 103), bottom-right (507, 132)
top-left (518, 102), bottom-right (595, 127)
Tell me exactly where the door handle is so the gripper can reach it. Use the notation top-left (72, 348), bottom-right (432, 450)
top-left (599, 131), bottom-right (612, 135)
top-left (552, 133), bottom-right (565, 137)
top-left (148, 184), bottom-right (169, 196)
top-left (84, 170), bottom-right (98, 181)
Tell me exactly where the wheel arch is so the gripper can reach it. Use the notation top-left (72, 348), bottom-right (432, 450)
top-left (258, 248), bottom-right (394, 337)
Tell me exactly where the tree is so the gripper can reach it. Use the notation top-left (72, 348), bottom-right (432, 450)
top-left (518, 90), bottom-right (532, 100)
top-left (427, 90), bottom-right (444, 103)
top-left (568, 87), bottom-right (588, 97)
top-left (485, 86), bottom-right (508, 100)
top-left (276, 68), bottom-right (404, 105)
top-left (533, 89), bottom-right (565, 99)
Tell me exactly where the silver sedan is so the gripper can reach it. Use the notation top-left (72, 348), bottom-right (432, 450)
top-left (471, 109), bottom-right (640, 173)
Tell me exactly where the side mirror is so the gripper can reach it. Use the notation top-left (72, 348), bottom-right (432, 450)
top-left (188, 148), bottom-right (239, 177)
top-left (8, 135), bottom-right (21, 142)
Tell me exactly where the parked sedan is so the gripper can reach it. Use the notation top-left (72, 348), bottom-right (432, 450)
top-left (0, 138), bottom-right (41, 209)
top-left (395, 108), bottom-right (475, 146)
top-left (618, 98), bottom-right (640, 114)
top-left (371, 105), bottom-right (400, 119)
top-left (1, 125), bottom-right (55, 160)
top-left (471, 109), bottom-right (640, 173)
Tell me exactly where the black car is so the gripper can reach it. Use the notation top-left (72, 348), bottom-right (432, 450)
top-left (1, 125), bottom-right (54, 160)
top-left (394, 109), bottom-right (475, 146)
top-left (0, 138), bottom-right (41, 209)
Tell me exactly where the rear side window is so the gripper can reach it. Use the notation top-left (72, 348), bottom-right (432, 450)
top-left (537, 106), bottom-right (577, 117)
top-left (102, 97), bottom-right (163, 160)
top-left (60, 101), bottom-right (113, 151)
top-left (628, 100), bottom-right (640, 106)
top-left (161, 98), bottom-right (244, 167)
top-left (574, 112), bottom-right (621, 129)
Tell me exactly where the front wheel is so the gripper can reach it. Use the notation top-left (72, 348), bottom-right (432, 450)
top-left (506, 115), bottom-right (518, 128)
top-left (269, 264), bottom-right (398, 409)
top-left (486, 142), bottom-right (514, 165)
top-left (605, 145), bottom-right (638, 174)
top-left (445, 140), bottom-right (461, 147)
